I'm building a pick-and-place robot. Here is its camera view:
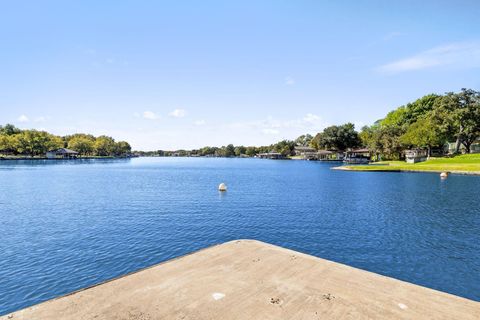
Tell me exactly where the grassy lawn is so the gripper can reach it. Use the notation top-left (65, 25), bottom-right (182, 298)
top-left (343, 154), bottom-right (480, 173)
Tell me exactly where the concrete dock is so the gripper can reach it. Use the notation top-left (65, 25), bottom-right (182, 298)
top-left (2, 240), bottom-right (479, 319)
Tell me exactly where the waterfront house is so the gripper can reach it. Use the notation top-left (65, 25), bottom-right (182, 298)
top-left (317, 150), bottom-right (345, 161)
top-left (405, 149), bottom-right (428, 163)
top-left (294, 146), bottom-right (317, 160)
top-left (445, 140), bottom-right (480, 154)
top-left (316, 150), bottom-right (333, 160)
top-left (46, 148), bottom-right (79, 159)
top-left (257, 151), bottom-right (285, 159)
top-left (344, 148), bottom-right (370, 164)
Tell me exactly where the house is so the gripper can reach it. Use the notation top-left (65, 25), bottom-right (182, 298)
top-left (257, 151), bottom-right (285, 160)
top-left (317, 150), bottom-right (344, 161)
top-left (46, 148), bottom-right (79, 159)
top-left (405, 149), bottom-right (427, 163)
top-left (344, 148), bottom-right (371, 164)
top-left (445, 140), bottom-right (480, 154)
top-left (294, 146), bottom-right (317, 159)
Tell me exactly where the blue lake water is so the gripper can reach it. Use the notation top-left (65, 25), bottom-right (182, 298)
top-left (0, 157), bottom-right (479, 314)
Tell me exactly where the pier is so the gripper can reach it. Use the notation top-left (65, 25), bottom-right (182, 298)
top-left (2, 240), bottom-right (478, 319)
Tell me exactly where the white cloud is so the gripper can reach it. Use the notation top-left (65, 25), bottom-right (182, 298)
top-left (377, 41), bottom-right (480, 74)
top-left (262, 128), bottom-right (280, 135)
top-left (285, 76), bottom-right (295, 86)
top-left (383, 32), bottom-right (405, 41)
top-left (303, 113), bottom-right (320, 123)
top-left (228, 113), bottom-right (326, 136)
top-left (34, 116), bottom-right (49, 122)
top-left (169, 109), bottom-right (187, 118)
top-left (18, 115), bottom-right (29, 122)
top-left (142, 111), bottom-right (160, 120)
top-left (194, 120), bottom-right (206, 126)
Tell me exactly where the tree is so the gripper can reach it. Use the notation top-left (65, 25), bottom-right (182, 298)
top-left (12, 130), bottom-right (63, 156)
top-left (0, 124), bottom-right (21, 135)
top-left (94, 136), bottom-right (116, 156)
top-left (360, 125), bottom-right (404, 160)
top-left (377, 125), bottom-right (404, 160)
top-left (234, 146), bottom-right (246, 156)
top-left (0, 134), bottom-right (14, 154)
top-left (245, 146), bottom-right (257, 157)
top-left (295, 134), bottom-right (313, 146)
top-left (400, 117), bottom-right (444, 156)
top-left (114, 141), bottom-right (132, 156)
top-left (432, 89), bottom-right (480, 153)
top-left (68, 136), bottom-right (95, 156)
top-left (381, 94), bottom-right (440, 128)
top-left (315, 123), bottom-right (361, 151)
top-left (309, 133), bottom-right (322, 150)
top-left (224, 144), bottom-right (235, 157)
top-left (360, 125), bottom-right (381, 154)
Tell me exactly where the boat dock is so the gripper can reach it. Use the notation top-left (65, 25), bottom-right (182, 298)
top-left (2, 240), bottom-right (478, 319)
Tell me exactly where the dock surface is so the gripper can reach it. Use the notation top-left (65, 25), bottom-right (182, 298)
top-left (3, 240), bottom-right (479, 319)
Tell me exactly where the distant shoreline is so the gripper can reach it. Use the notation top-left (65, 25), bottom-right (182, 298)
top-left (0, 156), bottom-right (135, 161)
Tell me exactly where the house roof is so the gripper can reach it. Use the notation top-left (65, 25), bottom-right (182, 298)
top-left (49, 148), bottom-right (79, 154)
top-left (294, 146), bottom-right (316, 151)
top-left (317, 150), bottom-right (333, 155)
top-left (348, 148), bottom-right (370, 153)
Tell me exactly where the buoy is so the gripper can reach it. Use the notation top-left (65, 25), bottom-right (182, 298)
top-left (218, 183), bottom-right (227, 191)
top-left (440, 172), bottom-right (448, 178)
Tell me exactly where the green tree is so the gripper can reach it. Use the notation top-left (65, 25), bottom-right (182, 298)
top-left (400, 117), bottom-right (444, 156)
top-left (295, 134), bottom-right (313, 146)
top-left (68, 136), bottom-right (94, 156)
top-left (432, 89), bottom-right (480, 153)
top-left (0, 124), bottom-right (21, 135)
top-left (0, 134), bottom-right (14, 154)
top-left (315, 123), bottom-right (361, 151)
top-left (360, 125), bottom-right (381, 155)
top-left (381, 94), bottom-right (440, 128)
top-left (12, 130), bottom-right (63, 156)
top-left (377, 126), bottom-right (404, 160)
top-left (245, 146), bottom-right (257, 157)
top-left (94, 136), bottom-right (116, 156)
top-left (360, 125), bottom-right (404, 160)
top-left (114, 141), bottom-right (132, 156)
top-left (225, 144), bottom-right (235, 157)
top-left (234, 146), bottom-right (246, 156)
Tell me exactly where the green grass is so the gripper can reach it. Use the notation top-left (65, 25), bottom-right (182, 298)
top-left (343, 154), bottom-right (480, 173)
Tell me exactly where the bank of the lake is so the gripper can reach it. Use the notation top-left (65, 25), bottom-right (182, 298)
top-left (0, 157), bottom-right (479, 315)
top-left (337, 154), bottom-right (480, 175)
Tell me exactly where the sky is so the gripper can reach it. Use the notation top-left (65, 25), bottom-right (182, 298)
top-left (1, 0), bottom-right (480, 150)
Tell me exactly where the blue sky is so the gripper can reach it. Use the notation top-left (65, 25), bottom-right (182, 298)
top-left (1, 0), bottom-right (479, 150)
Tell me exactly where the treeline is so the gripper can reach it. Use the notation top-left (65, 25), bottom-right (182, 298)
top-left (359, 88), bottom-right (480, 159)
top-left (140, 88), bottom-right (480, 160)
top-left (138, 140), bottom-right (300, 158)
top-left (0, 124), bottom-right (132, 157)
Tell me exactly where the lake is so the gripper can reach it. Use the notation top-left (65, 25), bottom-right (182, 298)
top-left (0, 157), bottom-right (479, 314)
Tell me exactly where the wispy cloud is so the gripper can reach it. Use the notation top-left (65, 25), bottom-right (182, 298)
top-left (377, 41), bottom-right (480, 74)
top-left (142, 111), bottom-right (160, 120)
top-left (383, 32), bottom-right (405, 41)
top-left (18, 115), bottom-right (29, 122)
top-left (303, 113), bottom-right (320, 123)
top-left (194, 120), bottom-right (206, 126)
top-left (34, 116), bottom-right (49, 123)
top-left (285, 76), bottom-right (295, 86)
top-left (169, 109), bottom-right (187, 118)
top-left (262, 128), bottom-right (280, 135)
top-left (228, 113), bottom-right (325, 136)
